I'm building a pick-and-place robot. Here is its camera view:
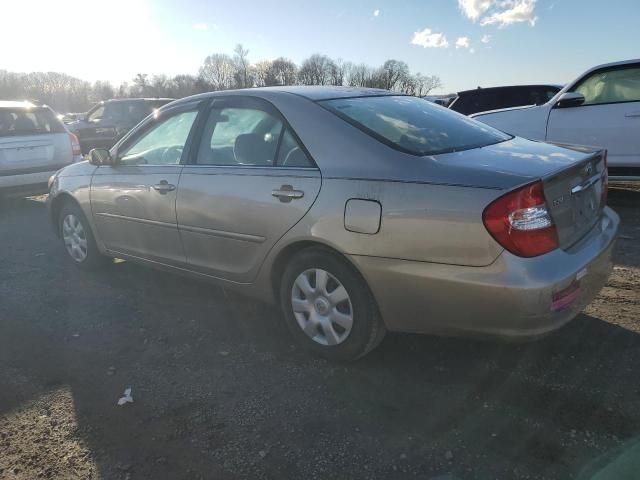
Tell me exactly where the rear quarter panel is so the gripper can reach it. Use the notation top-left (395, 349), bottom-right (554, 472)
top-left (275, 178), bottom-right (504, 267)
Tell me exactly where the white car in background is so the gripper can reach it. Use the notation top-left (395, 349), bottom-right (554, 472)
top-left (472, 59), bottom-right (640, 181)
top-left (0, 101), bottom-right (82, 198)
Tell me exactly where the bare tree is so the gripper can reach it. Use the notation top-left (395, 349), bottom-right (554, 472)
top-left (415, 74), bottom-right (443, 96)
top-left (132, 73), bottom-right (149, 96)
top-left (379, 59), bottom-right (410, 91)
top-left (346, 63), bottom-right (373, 87)
top-left (251, 60), bottom-right (272, 87)
top-left (329, 58), bottom-right (347, 86)
top-left (298, 54), bottom-right (336, 85)
top-left (199, 54), bottom-right (237, 90)
top-left (91, 80), bottom-right (115, 101)
top-left (0, 50), bottom-right (443, 115)
top-left (146, 75), bottom-right (169, 97)
top-left (116, 82), bottom-right (130, 98)
top-left (264, 57), bottom-right (297, 86)
top-left (233, 44), bottom-right (251, 88)
top-left (168, 74), bottom-right (203, 97)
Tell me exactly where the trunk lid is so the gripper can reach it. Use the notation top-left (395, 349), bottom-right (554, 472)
top-left (542, 148), bottom-right (607, 249)
top-left (421, 137), bottom-right (603, 190)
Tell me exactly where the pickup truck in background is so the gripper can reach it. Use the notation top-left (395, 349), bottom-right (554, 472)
top-left (472, 59), bottom-right (640, 182)
top-left (65, 98), bottom-right (173, 154)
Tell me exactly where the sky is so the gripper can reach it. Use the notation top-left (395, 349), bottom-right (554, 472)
top-left (1, 0), bottom-right (638, 93)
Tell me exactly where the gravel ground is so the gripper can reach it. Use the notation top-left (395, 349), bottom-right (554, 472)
top-left (0, 186), bottom-right (639, 480)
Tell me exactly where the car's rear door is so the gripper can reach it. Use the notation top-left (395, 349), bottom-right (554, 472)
top-left (90, 102), bottom-right (201, 266)
top-left (547, 64), bottom-right (640, 170)
top-left (176, 96), bottom-right (321, 283)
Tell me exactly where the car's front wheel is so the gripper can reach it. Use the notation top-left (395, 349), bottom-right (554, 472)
top-left (59, 202), bottom-right (108, 270)
top-left (280, 247), bottom-right (385, 361)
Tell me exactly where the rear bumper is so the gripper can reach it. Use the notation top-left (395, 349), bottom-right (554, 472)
top-left (349, 207), bottom-right (619, 339)
top-left (0, 170), bottom-right (60, 197)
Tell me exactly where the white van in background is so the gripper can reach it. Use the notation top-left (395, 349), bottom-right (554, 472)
top-left (472, 59), bottom-right (640, 182)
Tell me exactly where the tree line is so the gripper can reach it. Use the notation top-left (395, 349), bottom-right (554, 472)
top-left (0, 45), bottom-right (442, 114)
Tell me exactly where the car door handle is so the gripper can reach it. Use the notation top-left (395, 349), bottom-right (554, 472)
top-left (152, 180), bottom-right (176, 194)
top-left (272, 185), bottom-right (304, 202)
top-left (625, 111), bottom-right (640, 118)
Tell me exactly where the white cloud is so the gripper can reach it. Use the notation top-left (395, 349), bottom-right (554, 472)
top-left (411, 28), bottom-right (449, 48)
top-left (455, 36), bottom-right (470, 49)
top-left (458, 0), bottom-right (493, 21)
top-left (192, 23), bottom-right (208, 30)
top-left (373, 9), bottom-right (380, 16)
top-left (470, 47), bottom-right (476, 53)
top-left (459, 0), bottom-right (538, 27)
top-left (481, 34), bottom-right (492, 43)
top-left (480, 0), bottom-right (538, 27)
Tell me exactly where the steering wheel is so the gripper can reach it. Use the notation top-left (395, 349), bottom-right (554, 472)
top-left (161, 145), bottom-right (183, 164)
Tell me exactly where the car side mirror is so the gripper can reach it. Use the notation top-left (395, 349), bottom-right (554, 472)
top-left (555, 92), bottom-right (585, 108)
top-left (89, 148), bottom-right (114, 166)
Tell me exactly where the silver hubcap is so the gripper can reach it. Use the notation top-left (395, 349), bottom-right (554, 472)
top-left (291, 268), bottom-right (354, 346)
top-left (62, 214), bottom-right (88, 262)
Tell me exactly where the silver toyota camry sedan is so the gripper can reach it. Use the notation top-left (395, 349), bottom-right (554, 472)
top-left (47, 87), bottom-right (619, 360)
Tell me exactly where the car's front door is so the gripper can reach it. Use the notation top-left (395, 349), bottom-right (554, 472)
top-left (91, 103), bottom-right (200, 266)
top-left (176, 96), bottom-right (321, 283)
top-left (547, 64), bottom-right (640, 168)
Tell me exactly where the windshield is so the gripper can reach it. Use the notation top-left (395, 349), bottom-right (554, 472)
top-left (320, 95), bottom-right (511, 155)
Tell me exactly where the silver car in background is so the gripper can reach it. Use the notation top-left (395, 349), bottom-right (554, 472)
top-left (47, 87), bottom-right (619, 360)
top-left (1, 101), bottom-right (82, 198)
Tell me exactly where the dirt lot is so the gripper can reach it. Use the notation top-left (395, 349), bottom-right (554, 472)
top-left (0, 186), bottom-right (639, 480)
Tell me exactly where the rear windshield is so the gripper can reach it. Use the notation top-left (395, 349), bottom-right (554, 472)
top-left (0, 107), bottom-right (65, 137)
top-left (320, 95), bottom-right (511, 156)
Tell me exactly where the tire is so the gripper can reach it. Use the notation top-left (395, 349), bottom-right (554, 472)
top-left (59, 202), bottom-right (109, 270)
top-left (280, 247), bottom-right (386, 361)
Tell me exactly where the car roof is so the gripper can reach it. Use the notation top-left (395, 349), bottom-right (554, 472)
top-left (174, 86), bottom-right (396, 105)
top-left (584, 58), bottom-right (640, 72)
top-left (457, 84), bottom-right (563, 95)
top-left (0, 100), bottom-right (42, 109)
top-left (255, 86), bottom-right (395, 100)
top-left (101, 98), bottom-right (174, 104)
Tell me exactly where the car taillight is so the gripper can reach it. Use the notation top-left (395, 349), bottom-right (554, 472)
top-left (482, 180), bottom-right (559, 258)
top-left (69, 132), bottom-right (82, 157)
top-left (601, 150), bottom-right (608, 205)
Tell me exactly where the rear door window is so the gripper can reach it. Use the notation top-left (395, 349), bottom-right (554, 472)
top-left (321, 95), bottom-right (511, 156)
top-left (0, 107), bottom-right (65, 137)
top-left (196, 106), bottom-right (283, 166)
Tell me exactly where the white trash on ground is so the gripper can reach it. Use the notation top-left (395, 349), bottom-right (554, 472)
top-left (117, 387), bottom-right (133, 406)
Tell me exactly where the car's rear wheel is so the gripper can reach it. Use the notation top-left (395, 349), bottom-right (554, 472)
top-left (59, 202), bottom-right (108, 270)
top-left (280, 247), bottom-right (385, 361)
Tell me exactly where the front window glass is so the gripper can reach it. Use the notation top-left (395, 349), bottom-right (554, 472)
top-left (574, 67), bottom-right (640, 105)
top-left (321, 95), bottom-right (511, 156)
top-left (119, 110), bottom-right (198, 165)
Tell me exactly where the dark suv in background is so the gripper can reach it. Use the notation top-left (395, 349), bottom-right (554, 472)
top-left (65, 98), bottom-right (173, 153)
top-left (448, 84), bottom-right (562, 116)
